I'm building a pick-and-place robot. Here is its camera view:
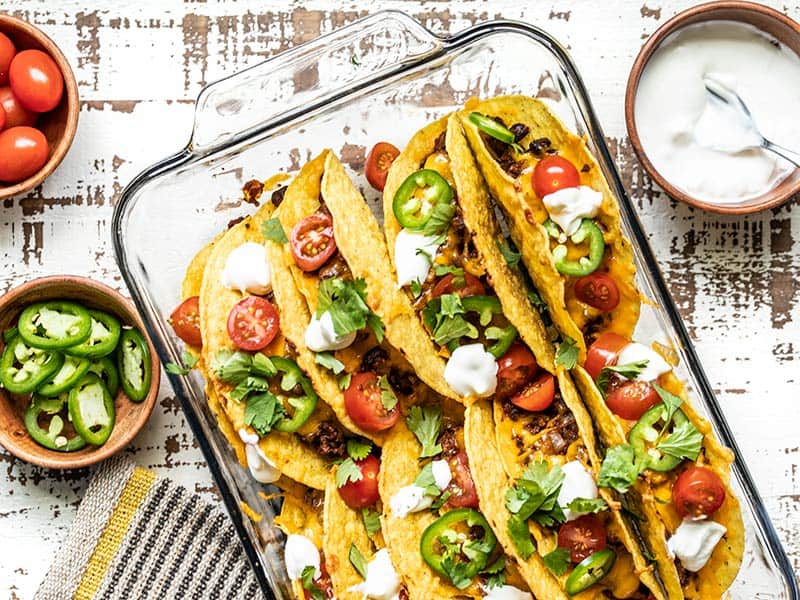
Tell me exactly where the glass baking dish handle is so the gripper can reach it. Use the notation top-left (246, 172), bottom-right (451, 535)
top-left (190, 10), bottom-right (443, 154)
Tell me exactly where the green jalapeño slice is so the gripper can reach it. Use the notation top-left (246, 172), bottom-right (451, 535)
top-left (552, 219), bottom-right (606, 277)
top-left (393, 169), bottom-right (453, 230)
top-left (0, 335), bottom-right (64, 394)
top-left (17, 301), bottom-right (92, 350)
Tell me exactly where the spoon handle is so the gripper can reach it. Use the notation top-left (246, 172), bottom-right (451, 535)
top-left (762, 139), bottom-right (800, 168)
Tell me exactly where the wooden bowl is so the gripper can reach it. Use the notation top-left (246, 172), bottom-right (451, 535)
top-left (625, 1), bottom-right (800, 214)
top-left (0, 276), bottom-right (160, 470)
top-left (0, 14), bottom-right (79, 200)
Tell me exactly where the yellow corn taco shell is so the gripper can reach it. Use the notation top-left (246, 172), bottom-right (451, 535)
top-left (198, 207), bottom-right (329, 490)
top-left (458, 96), bottom-right (640, 360)
top-left (275, 485), bottom-right (326, 600)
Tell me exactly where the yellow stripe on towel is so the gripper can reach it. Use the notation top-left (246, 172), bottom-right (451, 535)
top-left (74, 467), bottom-right (158, 600)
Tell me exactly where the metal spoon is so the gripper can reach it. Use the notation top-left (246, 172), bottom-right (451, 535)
top-left (701, 76), bottom-right (800, 167)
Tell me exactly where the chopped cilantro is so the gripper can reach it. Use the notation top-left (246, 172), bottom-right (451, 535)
top-left (336, 458), bottom-right (363, 488)
top-left (555, 337), bottom-right (578, 370)
top-left (379, 375), bottom-right (398, 411)
top-left (361, 508), bottom-right (381, 538)
top-left (507, 515), bottom-right (535, 559)
top-left (496, 238), bottom-right (521, 268)
top-left (597, 360), bottom-right (649, 395)
top-left (165, 350), bottom-right (199, 375)
top-left (300, 566), bottom-right (324, 600)
top-left (347, 438), bottom-right (372, 461)
top-left (542, 547), bottom-right (571, 576)
top-left (317, 277), bottom-right (384, 341)
top-left (244, 392), bottom-right (285, 436)
top-left (598, 444), bottom-right (642, 494)
top-left (406, 405), bottom-right (442, 458)
top-left (315, 351), bottom-right (345, 374)
top-left (262, 217), bottom-right (287, 244)
top-left (348, 543), bottom-right (368, 579)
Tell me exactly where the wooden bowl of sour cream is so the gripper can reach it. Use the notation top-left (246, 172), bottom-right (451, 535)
top-left (625, 1), bottom-right (800, 214)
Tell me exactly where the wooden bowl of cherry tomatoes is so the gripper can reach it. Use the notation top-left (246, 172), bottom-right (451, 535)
top-left (0, 14), bottom-right (79, 200)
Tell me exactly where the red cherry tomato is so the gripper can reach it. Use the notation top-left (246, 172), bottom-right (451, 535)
top-left (290, 213), bottom-right (337, 272)
top-left (344, 372), bottom-right (400, 433)
top-left (584, 332), bottom-right (629, 380)
top-left (302, 562), bottom-right (334, 599)
top-left (0, 104), bottom-right (5, 131)
top-left (605, 380), bottom-right (660, 421)
top-left (365, 142), bottom-right (400, 191)
top-left (574, 273), bottom-right (620, 312)
top-left (226, 296), bottom-right (279, 351)
top-left (431, 273), bottom-right (486, 299)
top-left (170, 296), bottom-right (202, 347)
top-left (496, 343), bottom-right (538, 400)
top-left (533, 155), bottom-right (580, 198)
top-left (0, 33), bottom-right (15, 87)
top-left (672, 466), bottom-right (726, 519)
top-left (338, 454), bottom-right (381, 509)
top-left (0, 126), bottom-right (49, 183)
top-left (9, 49), bottom-right (64, 113)
top-left (444, 451), bottom-right (479, 509)
top-left (511, 372), bottom-right (556, 412)
top-left (0, 87), bottom-right (37, 128)
top-left (558, 514), bottom-right (608, 563)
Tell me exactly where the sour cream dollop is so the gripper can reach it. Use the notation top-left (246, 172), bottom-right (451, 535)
top-left (542, 186), bottom-right (603, 236)
top-left (305, 311), bottom-right (356, 352)
top-left (557, 460), bottom-right (599, 522)
top-left (666, 518), bottom-right (727, 572)
top-left (616, 342), bottom-right (672, 382)
top-left (444, 343), bottom-right (498, 398)
top-left (238, 429), bottom-right (280, 483)
top-left (431, 459), bottom-right (452, 490)
top-left (394, 229), bottom-right (441, 288)
top-left (348, 549), bottom-right (402, 600)
top-left (481, 584), bottom-right (533, 600)
top-left (221, 242), bottom-right (271, 295)
top-left (284, 534), bottom-right (321, 580)
top-left (390, 485), bottom-right (433, 518)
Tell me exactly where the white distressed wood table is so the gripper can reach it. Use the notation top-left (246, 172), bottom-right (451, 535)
top-left (1, 1), bottom-right (798, 597)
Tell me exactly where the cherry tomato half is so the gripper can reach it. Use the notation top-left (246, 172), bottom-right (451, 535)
top-left (533, 155), bottom-right (580, 198)
top-left (9, 49), bottom-right (63, 113)
top-left (0, 126), bottom-right (49, 183)
top-left (558, 514), bottom-right (608, 564)
top-left (344, 372), bottom-right (400, 433)
top-left (171, 296), bottom-right (202, 347)
top-left (226, 296), bottom-right (279, 351)
top-left (496, 343), bottom-right (538, 400)
top-left (365, 142), bottom-right (400, 191)
top-left (444, 451), bottom-right (479, 509)
top-left (584, 332), bottom-right (629, 380)
top-left (574, 273), bottom-right (620, 312)
top-left (431, 273), bottom-right (486, 299)
top-left (672, 466), bottom-right (726, 519)
top-left (338, 454), bottom-right (381, 509)
top-left (511, 372), bottom-right (556, 412)
top-left (0, 87), bottom-right (37, 128)
top-left (0, 33), bottom-right (15, 87)
top-left (606, 380), bottom-right (660, 421)
top-left (302, 562), bottom-right (334, 599)
top-left (290, 212), bottom-right (337, 272)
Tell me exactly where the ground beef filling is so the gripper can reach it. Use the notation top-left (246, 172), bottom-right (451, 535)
top-left (308, 420), bottom-right (346, 459)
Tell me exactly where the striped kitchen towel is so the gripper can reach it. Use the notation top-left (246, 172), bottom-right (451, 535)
top-left (35, 455), bottom-right (263, 600)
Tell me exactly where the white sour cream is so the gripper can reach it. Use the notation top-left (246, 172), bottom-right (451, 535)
top-left (431, 459), bottom-right (452, 490)
top-left (284, 534), bottom-right (321, 580)
top-left (221, 242), bottom-right (271, 295)
top-left (666, 518), bottom-right (727, 572)
top-left (542, 186), bottom-right (604, 236)
top-left (481, 584), bottom-right (533, 600)
top-left (389, 485), bottom-right (433, 518)
top-left (444, 343), bottom-right (498, 398)
top-left (557, 460), bottom-right (599, 522)
top-left (304, 311), bottom-right (356, 352)
top-left (394, 229), bottom-right (441, 288)
top-left (635, 21), bottom-right (800, 204)
top-left (616, 342), bottom-right (671, 382)
top-left (348, 548), bottom-right (402, 600)
top-left (238, 429), bottom-right (280, 483)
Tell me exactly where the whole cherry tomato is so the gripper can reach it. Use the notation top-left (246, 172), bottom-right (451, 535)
top-left (170, 296), bottom-right (202, 347)
top-left (558, 514), bottom-right (608, 563)
top-left (672, 466), bottom-right (726, 519)
top-left (0, 86), bottom-right (37, 128)
top-left (338, 454), bottom-right (381, 509)
top-left (0, 126), bottom-right (49, 183)
top-left (533, 155), bottom-right (580, 198)
top-left (431, 273), bottom-right (486, 299)
top-left (226, 296), bottom-right (279, 351)
top-left (344, 372), bottom-right (400, 432)
top-left (9, 49), bottom-right (64, 113)
top-left (496, 342), bottom-right (538, 400)
top-left (444, 451), bottom-right (479, 509)
top-left (605, 380), bottom-right (659, 421)
top-left (365, 142), bottom-right (400, 191)
top-left (0, 32), bottom-right (15, 86)
top-left (290, 212), bottom-right (337, 272)
top-left (584, 332), bottom-right (629, 380)
top-left (511, 372), bottom-right (556, 412)
top-left (574, 273), bottom-right (620, 312)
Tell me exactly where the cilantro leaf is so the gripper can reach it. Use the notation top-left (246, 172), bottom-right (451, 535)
top-left (657, 418), bottom-right (703, 462)
top-left (597, 360), bottom-right (649, 395)
top-left (527, 290), bottom-right (546, 311)
top-left (336, 458), bottom-right (363, 488)
top-left (555, 337), bottom-right (578, 370)
top-left (598, 444), bottom-right (642, 494)
top-left (507, 515), bottom-right (535, 560)
top-left (433, 264), bottom-right (465, 289)
top-left (300, 566), bottom-right (324, 600)
top-left (496, 238), bottom-right (521, 268)
top-left (421, 294), bottom-right (478, 347)
top-left (262, 217), bottom-right (287, 244)
top-left (410, 280), bottom-right (423, 298)
top-left (244, 392), bottom-right (285, 436)
top-left (315, 351), bottom-right (345, 374)
top-left (211, 350), bottom-right (254, 384)
top-left (413, 463), bottom-right (441, 497)
top-left (251, 353), bottom-right (277, 377)
top-left (483, 554), bottom-right (506, 575)
top-left (506, 461), bottom-right (566, 527)
top-left (421, 201), bottom-right (455, 237)
top-left (361, 508), bottom-right (381, 538)
top-left (165, 350), bottom-right (199, 375)
top-left (486, 325), bottom-right (518, 358)
top-left (348, 543), bottom-right (368, 580)
top-left (347, 439), bottom-right (372, 461)
top-left (430, 490), bottom-right (452, 510)
top-left (317, 278), bottom-right (384, 340)
top-left (441, 555), bottom-right (472, 590)
top-left (230, 375), bottom-right (270, 403)
top-left (653, 384), bottom-right (684, 425)
top-left (378, 375), bottom-right (398, 411)
top-left (338, 372), bottom-right (352, 391)
top-left (542, 547), bottom-right (571, 576)
top-left (566, 497), bottom-right (608, 514)
top-left (406, 405), bottom-right (442, 458)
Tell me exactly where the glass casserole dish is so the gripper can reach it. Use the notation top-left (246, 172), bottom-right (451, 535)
top-left (112, 11), bottom-right (798, 599)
